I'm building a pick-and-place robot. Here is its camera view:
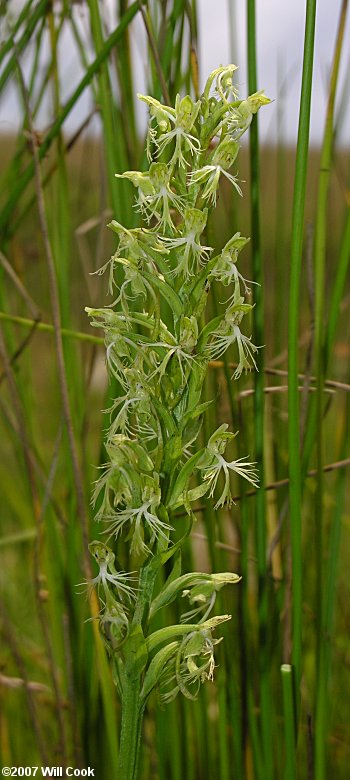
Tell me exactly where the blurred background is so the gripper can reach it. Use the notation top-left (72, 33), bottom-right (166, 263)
top-left (0, 1), bottom-right (349, 778)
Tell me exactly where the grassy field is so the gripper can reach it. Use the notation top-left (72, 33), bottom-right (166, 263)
top-left (1, 2), bottom-right (350, 779)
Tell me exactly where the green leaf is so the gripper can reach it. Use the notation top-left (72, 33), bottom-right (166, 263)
top-left (141, 642), bottom-right (178, 702)
top-left (180, 399), bottom-right (214, 429)
top-left (150, 572), bottom-right (210, 619)
top-left (141, 269), bottom-right (183, 317)
top-left (146, 614), bottom-right (231, 654)
top-left (166, 449), bottom-right (206, 508)
top-left (163, 433), bottom-right (183, 473)
top-left (197, 315), bottom-right (224, 352)
top-left (151, 397), bottom-right (177, 436)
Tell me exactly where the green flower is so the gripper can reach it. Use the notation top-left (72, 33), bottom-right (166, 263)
top-left (228, 90), bottom-right (271, 138)
top-left (160, 626), bottom-right (225, 703)
top-left (189, 139), bottom-right (241, 205)
top-left (104, 475), bottom-right (172, 555)
top-left (161, 207), bottom-right (212, 278)
top-left (197, 424), bottom-right (258, 509)
top-left (140, 93), bottom-right (201, 168)
top-left (181, 572), bottom-right (241, 622)
top-left (80, 541), bottom-right (138, 604)
top-left (147, 322), bottom-right (199, 386)
top-left (202, 64), bottom-right (239, 104)
top-left (205, 299), bottom-right (260, 378)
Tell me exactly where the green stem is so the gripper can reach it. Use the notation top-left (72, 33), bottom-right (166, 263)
top-left (0, 311), bottom-right (103, 345)
top-left (313, 0), bottom-right (347, 685)
top-left (247, 3), bottom-right (272, 776)
top-left (118, 675), bottom-right (143, 780)
top-left (281, 665), bottom-right (297, 780)
top-left (288, 0), bottom-right (316, 688)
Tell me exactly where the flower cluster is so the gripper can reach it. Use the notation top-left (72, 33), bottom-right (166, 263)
top-left (85, 66), bottom-right (269, 706)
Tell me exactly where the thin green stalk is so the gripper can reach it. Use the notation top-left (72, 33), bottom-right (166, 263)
top-left (227, 662), bottom-right (244, 778)
top-left (274, 60), bottom-right (288, 359)
top-left (325, 205), bottom-right (350, 359)
top-left (139, 2), bottom-right (171, 104)
top-left (27, 14), bottom-right (46, 99)
top-left (314, 391), bottom-right (350, 779)
top-left (247, 2), bottom-right (272, 776)
top-left (287, 0), bottom-right (316, 689)
top-left (158, 0), bottom-right (187, 93)
top-left (313, 0), bottom-right (348, 680)
top-left (301, 215), bottom-right (350, 486)
top-left (183, 704), bottom-right (196, 780)
top-left (281, 664), bottom-right (297, 780)
top-left (118, 677), bottom-right (143, 780)
top-left (48, 7), bottom-right (83, 422)
top-left (248, 684), bottom-right (264, 780)
top-left (0, 311), bottom-right (104, 345)
top-left (218, 668), bottom-right (230, 780)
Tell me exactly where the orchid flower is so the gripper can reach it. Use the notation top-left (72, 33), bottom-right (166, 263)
top-left (228, 90), bottom-right (271, 139)
top-left (205, 298), bottom-right (260, 378)
top-left (139, 93), bottom-right (201, 168)
top-left (161, 207), bottom-right (212, 278)
top-left (80, 541), bottom-right (138, 603)
top-left (104, 477), bottom-right (172, 555)
top-left (189, 138), bottom-right (242, 205)
top-left (147, 316), bottom-right (199, 385)
top-left (198, 424), bottom-right (259, 509)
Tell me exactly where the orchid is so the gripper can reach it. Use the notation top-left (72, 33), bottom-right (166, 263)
top-left (205, 298), bottom-right (260, 377)
top-left (197, 425), bottom-right (259, 509)
top-left (140, 92), bottom-right (201, 168)
top-left (80, 541), bottom-right (138, 604)
top-left (84, 67), bottom-right (270, 779)
top-left (228, 90), bottom-right (271, 138)
top-left (104, 477), bottom-right (172, 556)
top-left (161, 207), bottom-right (212, 278)
top-left (189, 138), bottom-right (242, 205)
top-left (181, 572), bottom-right (241, 622)
top-left (202, 64), bottom-right (239, 104)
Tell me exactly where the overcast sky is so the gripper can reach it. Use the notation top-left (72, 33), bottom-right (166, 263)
top-left (1, 0), bottom-right (349, 145)
top-left (196, 0), bottom-right (350, 145)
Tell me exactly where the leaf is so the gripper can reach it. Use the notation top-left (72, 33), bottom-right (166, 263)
top-left (197, 315), bottom-right (223, 352)
top-left (151, 397), bottom-right (177, 436)
top-left (163, 433), bottom-right (183, 473)
top-left (180, 399), bottom-right (214, 429)
top-left (141, 642), bottom-right (178, 702)
top-left (141, 269), bottom-right (183, 317)
top-left (182, 253), bottom-right (220, 301)
top-left (149, 514), bottom-right (192, 574)
top-left (146, 614), bottom-right (232, 654)
top-left (166, 449), bottom-right (206, 508)
top-left (170, 480), bottom-right (209, 512)
top-left (150, 572), bottom-right (210, 619)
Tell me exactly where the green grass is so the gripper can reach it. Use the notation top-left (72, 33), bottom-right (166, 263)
top-left (1, 1), bottom-right (350, 778)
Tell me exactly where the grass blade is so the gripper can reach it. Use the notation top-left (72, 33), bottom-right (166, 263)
top-left (287, 0), bottom-right (317, 689)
